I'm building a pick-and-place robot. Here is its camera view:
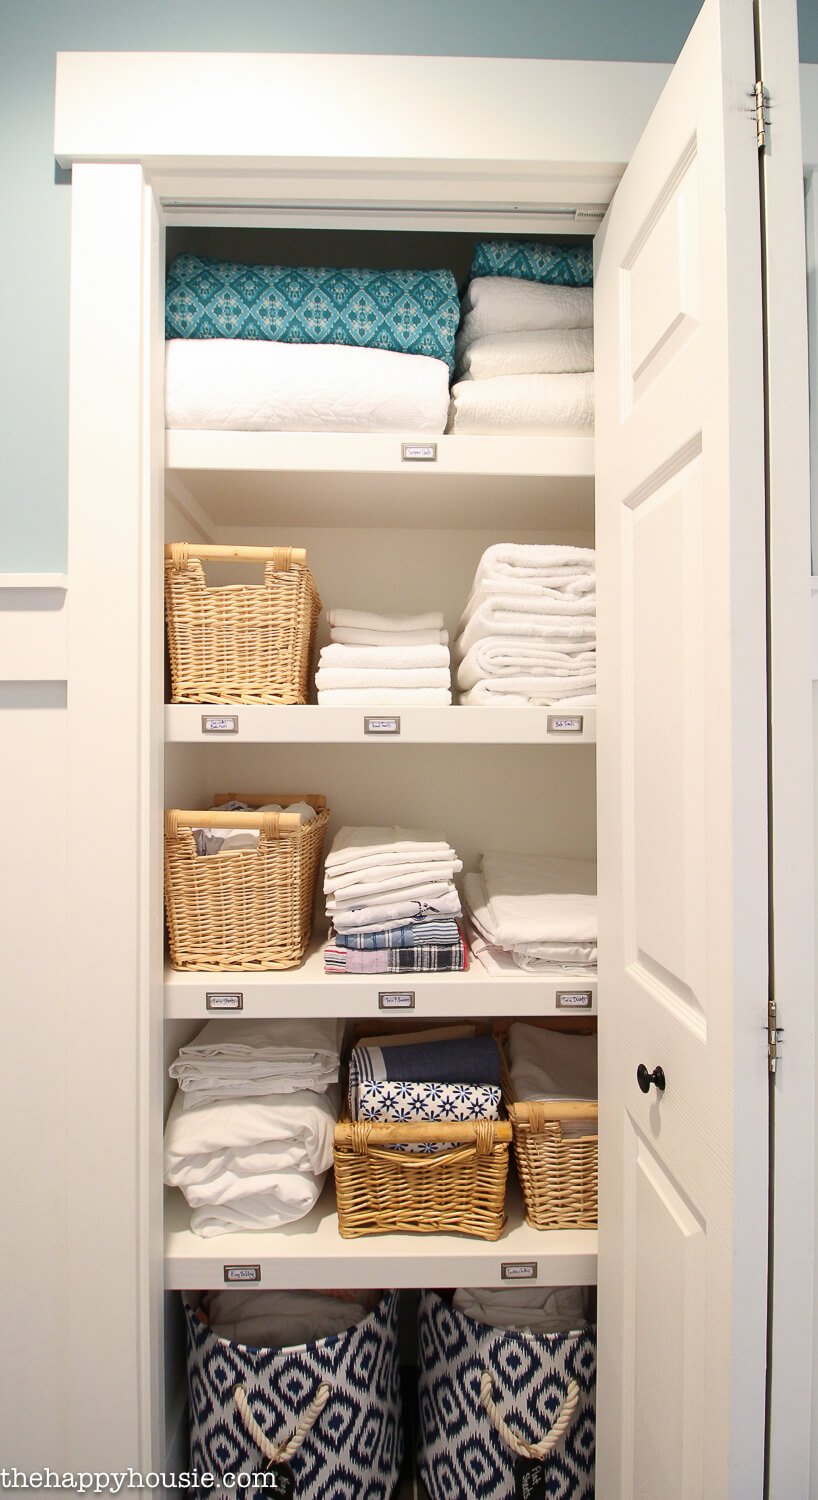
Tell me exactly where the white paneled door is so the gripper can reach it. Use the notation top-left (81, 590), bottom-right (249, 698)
top-left (595, 0), bottom-right (770, 1495)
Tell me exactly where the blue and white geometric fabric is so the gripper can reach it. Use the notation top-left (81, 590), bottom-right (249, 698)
top-left (166, 254), bottom-right (460, 372)
top-left (185, 1290), bottom-right (403, 1497)
top-left (418, 1290), bottom-right (595, 1499)
top-left (469, 240), bottom-right (594, 287)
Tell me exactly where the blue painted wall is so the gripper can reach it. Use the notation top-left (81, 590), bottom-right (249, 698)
top-left (1, 0), bottom-right (816, 569)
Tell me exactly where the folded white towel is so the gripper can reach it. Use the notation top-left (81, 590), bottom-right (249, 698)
top-left (318, 687), bottom-right (452, 705)
top-left (318, 643), bottom-right (450, 669)
top-left (458, 591), bottom-right (596, 633)
top-left (458, 677), bottom-right (596, 705)
top-left (456, 278), bottom-right (594, 357)
top-left (481, 852), bottom-right (597, 945)
top-left (165, 338), bottom-right (450, 434)
top-left (453, 1285), bottom-right (590, 1335)
top-left (470, 543), bottom-right (595, 589)
top-left (327, 609), bottom-right (445, 632)
top-left (448, 372), bottom-right (594, 436)
top-left (315, 666), bottom-right (451, 690)
top-left (457, 640), bottom-right (595, 691)
top-left (508, 1022), bottom-right (598, 1104)
top-left (330, 627), bottom-right (450, 647)
top-left (456, 604), bottom-right (595, 658)
top-left (456, 327), bottom-right (594, 380)
top-left (189, 1171), bottom-right (328, 1236)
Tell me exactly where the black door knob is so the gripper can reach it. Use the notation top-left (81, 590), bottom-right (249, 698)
top-left (637, 1063), bottom-right (666, 1094)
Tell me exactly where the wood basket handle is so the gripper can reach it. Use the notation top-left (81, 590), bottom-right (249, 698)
top-left (517, 1100), bottom-right (599, 1129)
top-left (165, 542), bottom-right (307, 569)
top-left (166, 810), bottom-right (303, 837)
top-left (337, 1119), bottom-right (512, 1153)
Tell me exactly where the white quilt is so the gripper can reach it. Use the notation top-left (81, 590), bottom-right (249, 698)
top-left (456, 327), bottom-right (594, 379)
top-left (165, 339), bottom-right (451, 433)
top-left (456, 277), bottom-right (594, 357)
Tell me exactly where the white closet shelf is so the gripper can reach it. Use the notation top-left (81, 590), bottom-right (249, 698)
top-left (165, 430), bottom-right (595, 532)
top-left (164, 939), bottom-right (597, 1020)
top-left (165, 703), bottom-right (597, 745)
top-left (164, 1183), bottom-right (598, 1291)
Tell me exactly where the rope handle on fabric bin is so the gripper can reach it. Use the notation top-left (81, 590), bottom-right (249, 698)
top-left (342, 1118), bottom-right (511, 1160)
top-left (479, 1371), bottom-right (580, 1460)
top-left (166, 542), bottom-right (307, 570)
top-left (165, 810), bottom-right (303, 839)
top-left (233, 1381), bottom-right (332, 1465)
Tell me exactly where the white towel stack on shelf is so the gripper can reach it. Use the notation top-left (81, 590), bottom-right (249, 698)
top-left (453, 543), bottom-right (596, 706)
top-left (164, 1018), bottom-right (344, 1236)
top-left (448, 278), bottom-right (594, 435)
top-left (316, 609), bottom-right (452, 705)
top-left (464, 851), bottom-right (597, 975)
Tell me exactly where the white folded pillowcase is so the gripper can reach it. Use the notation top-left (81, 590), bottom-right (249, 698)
top-left (456, 277), bottom-right (594, 356)
top-left (456, 327), bottom-right (594, 380)
top-left (448, 373), bottom-right (594, 436)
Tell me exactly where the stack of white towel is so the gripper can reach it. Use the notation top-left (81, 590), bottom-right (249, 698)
top-left (316, 609), bottom-right (452, 705)
top-left (448, 278), bottom-right (594, 435)
top-left (464, 851), bottom-right (597, 975)
top-left (163, 1018), bottom-right (344, 1236)
top-left (453, 542), bottom-right (596, 706)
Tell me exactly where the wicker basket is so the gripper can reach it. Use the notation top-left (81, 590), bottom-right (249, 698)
top-left (164, 792), bottom-right (330, 970)
top-left (499, 1024), bottom-right (598, 1231)
top-left (333, 1114), bottom-right (512, 1240)
top-left (164, 542), bottom-right (321, 704)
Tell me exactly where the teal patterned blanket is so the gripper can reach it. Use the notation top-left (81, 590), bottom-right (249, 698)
top-left (470, 238), bottom-right (593, 286)
top-left (165, 253), bottom-right (460, 371)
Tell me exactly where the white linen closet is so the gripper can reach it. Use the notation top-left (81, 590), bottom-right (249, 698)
top-left (49, 0), bottom-right (815, 1493)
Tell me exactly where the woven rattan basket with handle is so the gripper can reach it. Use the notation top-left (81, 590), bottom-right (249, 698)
top-left (164, 792), bottom-right (330, 971)
top-left (498, 1021), bottom-right (598, 1231)
top-left (333, 1114), bottom-right (512, 1240)
top-left (165, 542), bottom-right (321, 704)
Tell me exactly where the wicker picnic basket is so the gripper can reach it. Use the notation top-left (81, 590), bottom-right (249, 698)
top-left (498, 1021), bottom-right (598, 1231)
top-left (164, 792), bottom-right (330, 971)
top-left (164, 542), bottom-right (321, 704)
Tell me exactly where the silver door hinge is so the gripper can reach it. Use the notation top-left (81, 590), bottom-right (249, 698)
top-left (755, 81), bottom-right (769, 151)
top-left (767, 998), bottom-right (783, 1074)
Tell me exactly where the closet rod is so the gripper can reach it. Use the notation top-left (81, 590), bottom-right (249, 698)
top-left (162, 201), bottom-right (606, 222)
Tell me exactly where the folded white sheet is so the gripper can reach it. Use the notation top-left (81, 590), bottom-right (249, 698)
top-left (315, 666), bottom-right (451, 689)
top-left (168, 1017), bottom-right (343, 1106)
top-left (481, 852), bottom-right (597, 945)
top-left (448, 372), bottom-right (594, 436)
top-left (456, 327), bottom-right (594, 380)
top-left (453, 1285), bottom-right (590, 1335)
top-left (201, 1289), bottom-right (381, 1349)
top-left (328, 609), bottom-right (445, 632)
top-left (456, 277), bottom-right (594, 355)
top-left (326, 826), bottom-right (453, 865)
top-left (317, 687), bottom-right (452, 705)
top-left (330, 627), bottom-right (449, 647)
top-left (165, 338), bottom-right (450, 434)
top-left (457, 639), bottom-right (595, 691)
top-left (164, 1085), bottom-right (339, 1186)
top-left (332, 887), bottom-right (462, 932)
top-left (327, 846), bottom-right (458, 879)
top-left (326, 865), bottom-right (462, 905)
top-left (507, 1022), bottom-right (598, 1104)
top-left (464, 875), bottom-right (597, 974)
top-left (189, 1171), bottom-right (329, 1236)
top-left (318, 643), bottom-right (450, 669)
top-left (457, 677), bottom-right (596, 705)
top-left (328, 875), bottom-right (461, 912)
